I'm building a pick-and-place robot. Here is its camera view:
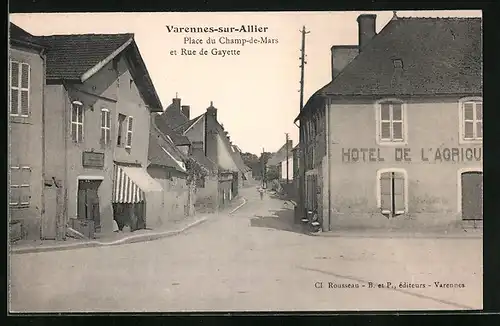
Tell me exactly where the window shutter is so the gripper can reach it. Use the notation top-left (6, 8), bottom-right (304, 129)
top-left (126, 116), bottom-right (134, 147)
top-left (393, 173), bottom-right (405, 214)
top-left (380, 172), bottom-right (392, 214)
top-left (10, 62), bottom-right (19, 115)
top-left (20, 64), bottom-right (30, 116)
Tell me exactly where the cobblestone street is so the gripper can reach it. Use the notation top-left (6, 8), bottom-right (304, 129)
top-left (9, 188), bottom-right (482, 312)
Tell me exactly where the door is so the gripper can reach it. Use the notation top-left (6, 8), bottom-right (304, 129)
top-left (42, 183), bottom-right (58, 239)
top-left (461, 171), bottom-right (483, 220)
top-left (77, 180), bottom-right (102, 231)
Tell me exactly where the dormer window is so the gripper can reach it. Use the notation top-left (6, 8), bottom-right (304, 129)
top-left (393, 59), bottom-right (403, 69)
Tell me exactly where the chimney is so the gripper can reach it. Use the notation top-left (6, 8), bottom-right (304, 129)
top-left (331, 46), bottom-right (359, 79)
top-left (206, 101), bottom-right (217, 121)
top-left (357, 14), bottom-right (377, 52)
top-left (171, 97), bottom-right (181, 113)
top-left (181, 105), bottom-right (190, 120)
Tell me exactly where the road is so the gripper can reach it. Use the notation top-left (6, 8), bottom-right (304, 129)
top-left (9, 187), bottom-right (482, 312)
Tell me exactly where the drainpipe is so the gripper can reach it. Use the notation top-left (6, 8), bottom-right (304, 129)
top-left (325, 97), bottom-right (332, 232)
top-left (40, 48), bottom-right (46, 239)
top-left (62, 81), bottom-right (69, 240)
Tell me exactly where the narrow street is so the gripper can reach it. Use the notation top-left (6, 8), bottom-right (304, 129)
top-left (9, 187), bottom-right (482, 312)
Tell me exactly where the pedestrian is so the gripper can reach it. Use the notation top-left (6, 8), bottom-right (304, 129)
top-left (259, 187), bottom-right (264, 200)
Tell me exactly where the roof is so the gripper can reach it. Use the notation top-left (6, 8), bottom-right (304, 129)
top-left (267, 141), bottom-right (293, 166)
top-left (148, 125), bottom-right (188, 173)
top-left (37, 33), bottom-right (163, 111)
top-left (175, 114), bottom-right (204, 134)
top-left (230, 146), bottom-right (249, 174)
top-left (324, 17), bottom-right (482, 97)
top-left (191, 150), bottom-right (218, 173)
top-left (9, 23), bottom-right (46, 50)
top-left (296, 17), bottom-right (482, 121)
top-left (163, 104), bottom-right (189, 129)
top-left (154, 114), bottom-right (191, 146)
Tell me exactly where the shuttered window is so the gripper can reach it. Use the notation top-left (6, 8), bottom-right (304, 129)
top-left (71, 102), bottom-right (84, 143)
top-left (100, 108), bottom-right (111, 145)
top-left (379, 171), bottom-right (406, 216)
top-left (125, 116), bottom-right (134, 148)
top-left (10, 166), bottom-right (31, 208)
top-left (10, 61), bottom-right (30, 117)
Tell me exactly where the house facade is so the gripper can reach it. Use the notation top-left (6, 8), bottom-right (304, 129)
top-left (41, 32), bottom-right (164, 237)
top-left (295, 14), bottom-right (482, 231)
top-left (175, 102), bottom-right (242, 209)
top-left (8, 24), bottom-right (47, 240)
top-left (147, 120), bottom-right (196, 226)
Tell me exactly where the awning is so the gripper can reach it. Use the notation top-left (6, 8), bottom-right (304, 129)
top-left (113, 165), bottom-right (163, 203)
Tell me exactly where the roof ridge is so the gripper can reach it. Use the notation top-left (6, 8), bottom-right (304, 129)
top-left (398, 16), bottom-right (481, 20)
top-left (38, 32), bottom-right (134, 37)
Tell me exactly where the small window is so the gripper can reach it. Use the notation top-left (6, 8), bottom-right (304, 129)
top-left (100, 108), bottom-right (111, 145)
top-left (377, 100), bottom-right (406, 144)
top-left (10, 166), bottom-right (31, 208)
top-left (393, 59), bottom-right (403, 69)
top-left (125, 116), bottom-right (134, 148)
top-left (10, 61), bottom-right (30, 117)
top-left (117, 113), bottom-right (126, 146)
top-left (71, 101), bottom-right (84, 143)
top-left (378, 170), bottom-right (406, 217)
top-left (461, 99), bottom-right (482, 142)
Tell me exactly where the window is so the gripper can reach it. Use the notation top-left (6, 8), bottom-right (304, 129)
top-left (378, 169), bottom-right (407, 217)
top-left (117, 114), bottom-right (126, 146)
top-left (461, 99), bottom-right (482, 142)
top-left (71, 102), bottom-right (84, 143)
top-left (100, 108), bottom-right (111, 145)
top-left (125, 116), bottom-right (134, 148)
top-left (10, 61), bottom-right (30, 117)
top-left (376, 100), bottom-right (406, 144)
top-left (10, 166), bottom-right (31, 208)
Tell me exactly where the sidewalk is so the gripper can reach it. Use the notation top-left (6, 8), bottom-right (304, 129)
top-left (311, 225), bottom-right (483, 239)
top-left (11, 196), bottom-right (248, 254)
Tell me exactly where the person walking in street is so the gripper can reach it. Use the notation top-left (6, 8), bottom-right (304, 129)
top-left (258, 186), bottom-right (264, 200)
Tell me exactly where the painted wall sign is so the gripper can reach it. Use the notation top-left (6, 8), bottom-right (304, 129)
top-left (82, 151), bottom-right (105, 168)
top-left (341, 147), bottom-right (482, 163)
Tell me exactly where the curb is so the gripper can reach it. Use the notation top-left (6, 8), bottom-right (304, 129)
top-left (229, 197), bottom-right (248, 214)
top-left (11, 217), bottom-right (209, 255)
top-left (309, 230), bottom-right (483, 239)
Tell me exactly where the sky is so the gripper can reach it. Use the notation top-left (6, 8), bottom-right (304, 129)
top-left (10, 10), bottom-right (481, 156)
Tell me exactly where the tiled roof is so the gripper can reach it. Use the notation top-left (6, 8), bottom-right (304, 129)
top-left (163, 104), bottom-right (189, 129)
top-left (148, 127), bottom-right (188, 173)
top-left (35, 32), bottom-right (163, 111)
top-left (9, 23), bottom-right (45, 49)
top-left (322, 17), bottom-right (482, 97)
top-left (191, 150), bottom-right (218, 173)
top-left (37, 33), bottom-right (133, 80)
top-left (175, 114), bottom-right (204, 134)
top-left (154, 114), bottom-right (191, 146)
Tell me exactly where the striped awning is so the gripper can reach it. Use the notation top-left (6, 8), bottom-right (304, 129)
top-left (113, 165), bottom-right (145, 203)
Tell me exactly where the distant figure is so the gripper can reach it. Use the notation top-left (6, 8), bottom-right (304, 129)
top-left (258, 186), bottom-right (264, 200)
